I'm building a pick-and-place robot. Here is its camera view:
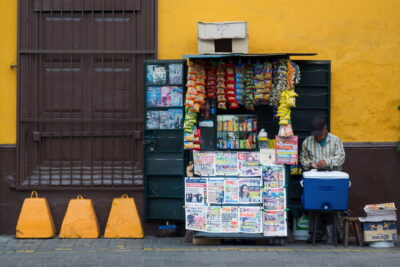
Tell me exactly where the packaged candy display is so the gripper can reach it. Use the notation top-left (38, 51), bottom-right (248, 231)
top-left (225, 63), bottom-right (239, 110)
top-left (235, 63), bottom-right (245, 105)
top-left (205, 63), bottom-right (217, 99)
top-left (217, 115), bottom-right (257, 150)
top-left (243, 63), bottom-right (255, 111)
top-left (216, 62), bottom-right (227, 110)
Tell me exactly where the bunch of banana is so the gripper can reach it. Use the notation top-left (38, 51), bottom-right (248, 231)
top-left (277, 89), bottom-right (299, 125)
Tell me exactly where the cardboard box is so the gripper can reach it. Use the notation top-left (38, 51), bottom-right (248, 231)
top-left (197, 21), bottom-right (248, 54)
top-left (362, 221), bottom-right (397, 242)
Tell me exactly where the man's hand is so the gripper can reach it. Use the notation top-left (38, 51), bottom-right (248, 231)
top-left (316, 160), bottom-right (327, 169)
top-left (310, 162), bottom-right (319, 169)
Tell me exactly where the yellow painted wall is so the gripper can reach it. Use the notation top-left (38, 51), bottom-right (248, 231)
top-left (158, 0), bottom-right (400, 142)
top-left (0, 1), bottom-right (17, 144)
top-left (0, 1), bottom-right (399, 143)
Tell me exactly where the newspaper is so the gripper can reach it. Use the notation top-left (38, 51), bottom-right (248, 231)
top-left (262, 165), bottom-right (285, 188)
top-left (238, 178), bottom-right (262, 203)
top-left (224, 178), bottom-right (239, 204)
top-left (185, 177), bottom-right (206, 207)
top-left (207, 177), bottom-right (225, 204)
top-left (237, 152), bottom-right (261, 176)
top-left (221, 206), bottom-right (239, 232)
top-left (206, 206), bottom-right (222, 232)
top-left (193, 151), bottom-right (216, 176)
top-left (275, 135), bottom-right (298, 165)
top-left (185, 206), bottom-right (207, 231)
top-left (263, 188), bottom-right (286, 210)
top-left (260, 148), bottom-right (275, 165)
top-left (216, 152), bottom-right (238, 176)
top-left (263, 210), bottom-right (287, 237)
top-left (239, 207), bottom-right (263, 233)
top-left (359, 202), bottom-right (397, 222)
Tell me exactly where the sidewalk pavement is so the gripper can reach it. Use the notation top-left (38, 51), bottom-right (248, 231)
top-left (0, 236), bottom-right (399, 267)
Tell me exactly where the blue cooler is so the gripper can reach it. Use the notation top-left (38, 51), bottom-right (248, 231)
top-left (301, 170), bottom-right (350, 210)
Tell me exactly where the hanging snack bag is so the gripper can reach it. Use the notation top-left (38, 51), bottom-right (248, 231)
top-left (216, 62), bottom-right (227, 110)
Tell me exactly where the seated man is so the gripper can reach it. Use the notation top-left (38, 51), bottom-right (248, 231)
top-left (300, 118), bottom-right (345, 171)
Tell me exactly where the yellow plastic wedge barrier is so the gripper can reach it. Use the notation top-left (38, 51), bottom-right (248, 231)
top-left (16, 191), bottom-right (56, 238)
top-left (104, 194), bottom-right (144, 238)
top-left (59, 195), bottom-right (100, 239)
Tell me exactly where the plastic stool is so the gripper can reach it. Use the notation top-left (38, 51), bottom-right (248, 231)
top-left (343, 217), bottom-right (363, 246)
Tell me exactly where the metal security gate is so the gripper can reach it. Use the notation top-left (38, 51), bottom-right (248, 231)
top-left (17, 0), bottom-right (156, 189)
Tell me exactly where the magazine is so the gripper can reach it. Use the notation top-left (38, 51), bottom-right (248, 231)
top-left (185, 177), bottom-right (206, 207)
top-left (207, 177), bottom-right (224, 204)
top-left (239, 207), bottom-right (263, 233)
top-left (262, 165), bottom-right (285, 188)
top-left (263, 188), bottom-right (286, 210)
top-left (160, 86), bottom-right (172, 106)
top-left (237, 152), bottom-right (261, 176)
top-left (263, 210), bottom-right (287, 237)
top-left (146, 111), bottom-right (159, 129)
top-left (193, 151), bottom-right (216, 176)
top-left (275, 135), bottom-right (298, 165)
top-left (146, 65), bottom-right (167, 85)
top-left (170, 87), bottom-right (183, 106)
top-left (159, 111), bottom-right (169, 129)
top-left (168, 64), bottom-right (183, 84)
top-left (224, 178), bottom-right (239, 204)
top-left (260, 148), bottom-right (275, 165)
top-left (206, 206), bottom-right (222, 232)
top-left (146, 87), bottom-right (161, 107)
top-left (216, 152), bottom-right (238, 176)
top-left (221, 206), bottom-right (239, 232)
top-left (167, 109), bottom-right (183, 129)
top-left (185, 206), bottom-right (207, 231)
top-left (238, 178), bottom-right (262, 203)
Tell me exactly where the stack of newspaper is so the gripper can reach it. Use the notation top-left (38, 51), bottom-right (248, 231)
top-left (359, 202), bottom-right (397, 222)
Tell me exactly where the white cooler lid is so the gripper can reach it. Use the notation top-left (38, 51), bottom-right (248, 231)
top-left (303, 170), bottom-right (349, 179)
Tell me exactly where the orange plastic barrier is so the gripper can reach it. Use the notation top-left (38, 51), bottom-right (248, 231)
top-left (16, 191), bottom-right (56, 238)
top-left (59, 195), bottom-right (100, 238)
top-left (104, 194), bottom-right (144, 238)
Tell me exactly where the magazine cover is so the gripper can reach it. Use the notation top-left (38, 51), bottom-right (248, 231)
top-left (221, 206), bottom-right (239, 232)
top-left (185, 206), bottom-right (207, 231)
top-left (185, 177), bottom-right (206, 207)
top-left (206, 206), bottom-right (222, 232)
top-left (263, 188), bottom-right (286, 210)
top-left (146, 87), bottom-right (161, 107)
top-left (237, 152), bottom-right (261, 176)
top-left (207, 177), bottom-right (224, 204)
top-left (146, 65), bottom-right (167, 85)
top-left (260, 148), bottom-right (275, 165)
top-left (224, 178), bottom-right (239, 204)
top-left (168, 64), bottom-right (183, 84)
top-left (263, 210), bottom-right (287, 237)
top-left (170, 87), bottom-right (183, 106)
top-left (275, 135), bottom-right (298, 165)
top-left (262, 165), bottom-right (285, 188)
top-left (158, 111), bottom-right (169, 129)
top-left (193, 151), bottom-right (216, 176)
top-left (238, 178), bottom-right (262, 203)
top-left (239, 207), bottom-right (263, 233)
top-left (216, 152), bottom-right (238, 176)
top-left (146, 111), bottom-right (159, 129)
top-left (167, 109), bottom-right (183, 129)
top-left (160, 86), bottom-right (172, 106)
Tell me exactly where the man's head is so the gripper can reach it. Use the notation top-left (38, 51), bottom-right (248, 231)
top-left (311, 118), bottom-right (328, 143)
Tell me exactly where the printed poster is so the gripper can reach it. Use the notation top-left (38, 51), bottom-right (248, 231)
top-left (146, 87), bottom-right (161, 107)
top-left (185, 177), bottom-right (206, 207)
top-left (263, 188), bottom-right (286, 210)
top-left (170, 87), bottom-right (183, 106)
top-left (216, 152), bottom-right (238, 176)
top-left (207, 177), bottom-right (224, 204)
top-left (238, 178), bottom-right (262, 203)
top-left (262, 165), bottom-right (285, 188)
top-left (221, 206), bottom-right (239, 232)
top-left (263, 210), bottom-right (287, 237)
top-left (168, 64), bottom-right (183, 84)
top-left (206, 206), bottom-right (222, 232)
top-left (146, 111), bottom-right (159, 129)
top-left (275, 135), bottom-right (298, 165)
top-left (146, 65), bottom-right (167, 85)
top-left (239, 207), bottom-right (263, 233)
top-left (185, 206), bottom-right (207, 231)
top-left (260, 148), bottom-right (276, 165)
top-left (237, 152), bottom-right (261, 176)
top-left (193, 151), bottom-right (216, 177)
top-left (167, 109), bottom-right (183, 129)
top-left (224, 178), bottom-right (239, 204)
top-left (159, 111), bottom-right (169, 129)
